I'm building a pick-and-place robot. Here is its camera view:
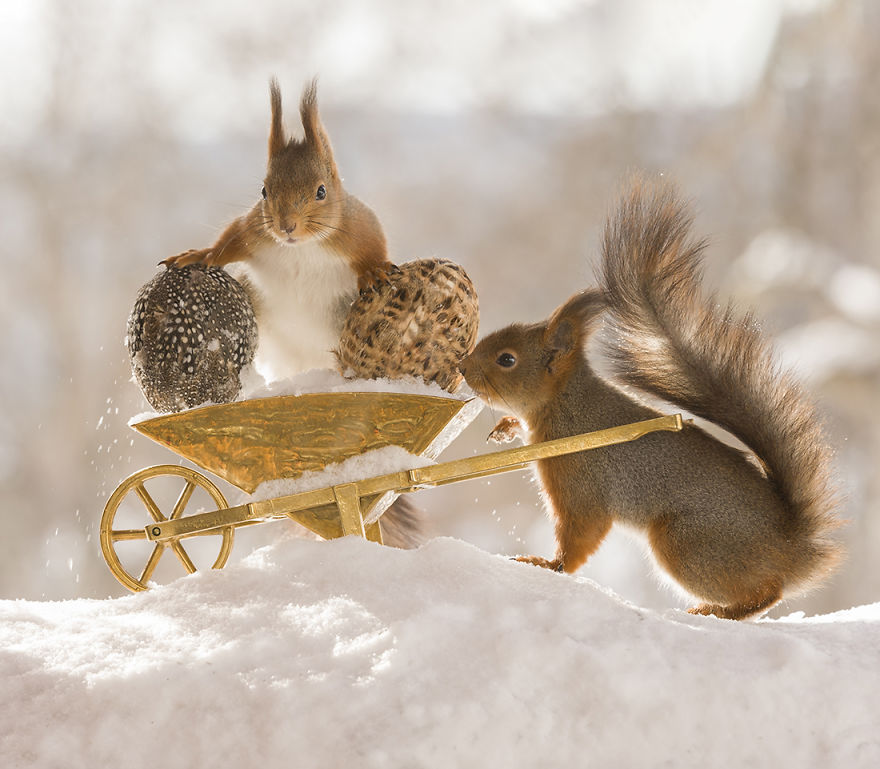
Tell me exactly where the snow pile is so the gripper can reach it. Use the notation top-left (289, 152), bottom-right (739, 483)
top-left (239, 367), bottom-right (473, 403)
top-left (130, 367), bottom-right (476, 426)
top-left (242, 446), bottom-right (433, 504)
top-left (2, 535), bottom-right (878, 768)
top-left (240, 445), bottom-right (434, 524)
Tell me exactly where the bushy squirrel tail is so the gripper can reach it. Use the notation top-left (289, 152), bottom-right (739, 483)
top-left (598, 179), bottom-right (843, 587)
top-left (380, 496), bottom-right (425, 549)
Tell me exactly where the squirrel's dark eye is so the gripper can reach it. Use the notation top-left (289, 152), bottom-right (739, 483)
top-left (496, 352), bottom-right (517, 368)
top-left (316, 184), bottom-right (326, 201)
top-left (261, 185), bottom-right (267, 200)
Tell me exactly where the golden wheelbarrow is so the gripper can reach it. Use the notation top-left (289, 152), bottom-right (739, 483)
top-left (100, 390), bottom-right (682, 592)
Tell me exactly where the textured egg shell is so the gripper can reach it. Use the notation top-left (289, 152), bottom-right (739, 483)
top-left (127, 264), bottom-right (258, 412)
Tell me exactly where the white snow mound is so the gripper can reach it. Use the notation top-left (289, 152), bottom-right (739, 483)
top-left (1, 535), bottom-right (878, 767)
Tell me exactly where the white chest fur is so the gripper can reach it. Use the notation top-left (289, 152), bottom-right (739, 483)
top-left (228, 240), bottom-right (358, 382)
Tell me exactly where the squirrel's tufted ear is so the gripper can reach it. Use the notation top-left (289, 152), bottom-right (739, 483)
top-left (299, 77), bottom-right (334, 159)
top-left (268, 77), bottom-right (286, 158)
top-left (544, 289), bottom-right (605, 372)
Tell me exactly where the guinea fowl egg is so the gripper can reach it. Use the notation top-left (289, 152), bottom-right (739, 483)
top-left (127, 264), bottom-right (258, 412)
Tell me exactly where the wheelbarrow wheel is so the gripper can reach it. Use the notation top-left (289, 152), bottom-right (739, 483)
top-left (100, 464), bottom-right (234, 592)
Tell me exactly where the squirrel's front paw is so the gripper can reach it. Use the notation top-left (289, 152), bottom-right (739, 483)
top-left (358, 263), bottom-right (400, 294)
top-left (488, 416), bottom-right (523, 444)
top-left (161, 248), bottom-right (215, 268)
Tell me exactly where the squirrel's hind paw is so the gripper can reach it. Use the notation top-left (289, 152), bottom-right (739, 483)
top-left (513, 555), bottom-right (564, 572)
top-left (687, 584), bottom-right (782, 620)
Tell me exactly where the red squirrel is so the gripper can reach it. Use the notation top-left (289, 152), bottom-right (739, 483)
top-left (460, 180), bottom-right (843, 620)
top-left (163, 78), bottom-right (394, 382)
top-left (162, 79), bottom-right (425, 548)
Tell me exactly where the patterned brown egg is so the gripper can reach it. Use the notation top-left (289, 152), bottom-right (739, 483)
top-left (335, 259), bottom-right (479, 392)
top-left (127, 264), bottom-right (258, 412)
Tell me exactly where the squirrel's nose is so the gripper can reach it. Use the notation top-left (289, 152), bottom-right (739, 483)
top-left (283, 223), bottom-right (297, 234)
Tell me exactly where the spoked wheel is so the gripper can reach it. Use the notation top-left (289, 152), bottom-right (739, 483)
top-left (100, 465), bottom-right (234, 592)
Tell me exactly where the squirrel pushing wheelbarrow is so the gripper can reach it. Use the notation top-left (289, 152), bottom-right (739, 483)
top-left (100, 389), bottom-right (682, 593)
top-left (109, 79), bottom-right (841, 618)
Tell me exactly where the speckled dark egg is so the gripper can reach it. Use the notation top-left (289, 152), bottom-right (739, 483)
top-left (127, 264), bottom-right (258, 412)
top-left (335, 259), bottom-right (480, 392)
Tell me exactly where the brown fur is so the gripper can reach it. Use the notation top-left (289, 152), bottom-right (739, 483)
top-left (379, 496), bottom-right (425, 549)
top-left (162, 78), bottom-right (391, 287)
top-left (460, 180), bottom-right (843, 620)
top-left (161, 79), bottom-right (420, 538)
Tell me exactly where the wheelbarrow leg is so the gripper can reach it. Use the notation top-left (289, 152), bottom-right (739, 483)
top-left (364, 521), bottom-right (383, 545)
top-left (333, 483), bottom-right (385, 543)
top-left (333, 483), bottom-right (366, 538)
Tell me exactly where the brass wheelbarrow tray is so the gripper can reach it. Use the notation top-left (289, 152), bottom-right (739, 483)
top-left (100, 390), bottom-right (682, 592)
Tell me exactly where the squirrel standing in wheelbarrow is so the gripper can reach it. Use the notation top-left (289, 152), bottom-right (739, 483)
top-left (460, 180), bottom-right (843, 620)
top-left (156, 80), bottom-right (478, 547)
top-left (162, 78), bottom-right (398, 379)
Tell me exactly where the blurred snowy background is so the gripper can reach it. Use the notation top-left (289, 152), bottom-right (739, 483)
top-left (1, 0), bottom-right (877, 616)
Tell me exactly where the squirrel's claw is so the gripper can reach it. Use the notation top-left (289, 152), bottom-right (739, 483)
top-left (358, 262), bottom-right (398, 294)
top-left (161, 248), bottom-right (214, 268)
top-left (488, 416), bottom-right (523, 444)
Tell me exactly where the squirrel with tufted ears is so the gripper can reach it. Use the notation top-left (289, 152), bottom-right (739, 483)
top-left (163, 78), bottom-right (393, 383)
top-left (162, 79), bottom-right (428, 549)
top-left (459, 180), bottom-right (843, 620)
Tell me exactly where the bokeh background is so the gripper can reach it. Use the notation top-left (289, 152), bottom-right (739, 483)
top-left (2, 0), bottom-right (878, 616)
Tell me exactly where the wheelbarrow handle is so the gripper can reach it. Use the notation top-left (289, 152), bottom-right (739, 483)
top-left (401, 413), bottom-right (683, 490)
top-left (146, 413), bottom-right (683, 542)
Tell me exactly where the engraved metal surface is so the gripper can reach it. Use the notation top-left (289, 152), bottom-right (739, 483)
top-left (100, 464), bottom-right (234, 592)
top-left (108, 390), bottom-right (682, 593)
top-left (145, 414), bottom-right (683, 544)
top-left (132, 392), bottom-right (478, 493)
